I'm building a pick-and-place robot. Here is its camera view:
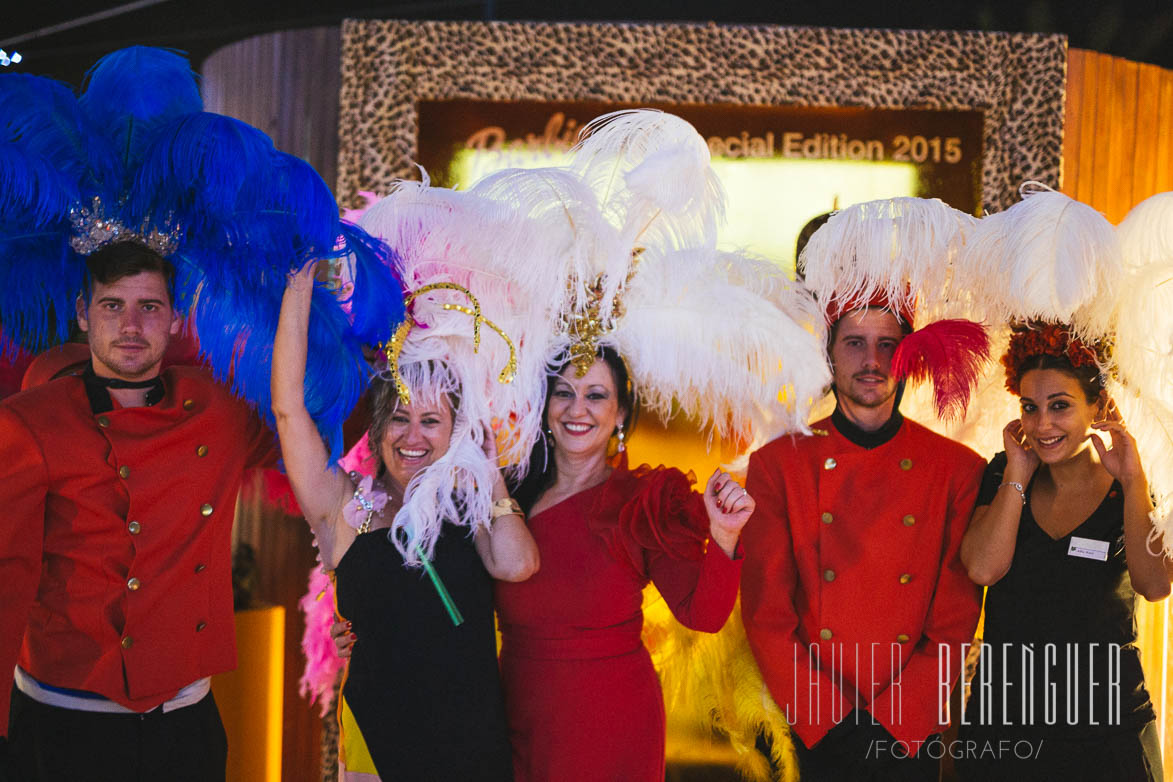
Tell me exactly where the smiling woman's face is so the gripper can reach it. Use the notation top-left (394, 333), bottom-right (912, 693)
top-left (546, 359), bottom-right (624, 460)
top-left (378, 395), bottom-right (454, 491)
top-left (1018, 368), bottom-right (1102, 465)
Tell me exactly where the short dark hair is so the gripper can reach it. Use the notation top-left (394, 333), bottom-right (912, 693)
top-left (83, 242), bottom-right (176, 305)
top-left (794, 211), bottom-right (832, 281)
top-left (1014, 353), bottom-right (1103, 404)
top-left (512, 345), bottom-right (636, 512)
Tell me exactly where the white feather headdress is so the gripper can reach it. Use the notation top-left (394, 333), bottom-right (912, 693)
top-left (357, 176), bottom-right (553, 564)
top-left (471, 109), bottom-right (828, 457)
top-left (800, 196), bottom-right (976, 323)
top-left (799, 196), bottom-right (990, 421)
top-left (1111, 192), bottom-right (1173, 553)
top-left (956, 184), bottom-right (1122, 338)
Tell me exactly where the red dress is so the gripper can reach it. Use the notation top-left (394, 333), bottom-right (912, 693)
top-left (494, 458), bottom-right (742, 781)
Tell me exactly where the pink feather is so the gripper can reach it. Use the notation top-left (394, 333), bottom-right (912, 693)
top-left (298, 566), bottom-right (343, 717)
top-left (891, 319), bottom-right (991, 421)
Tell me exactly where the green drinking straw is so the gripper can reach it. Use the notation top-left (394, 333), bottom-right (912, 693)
top-left (416, 543), bottom-right (463, 626)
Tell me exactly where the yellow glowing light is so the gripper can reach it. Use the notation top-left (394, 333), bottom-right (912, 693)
top-left (710, 157), bottom-right (920, 270)
top-left (449, 149), bottom-right (918, 279)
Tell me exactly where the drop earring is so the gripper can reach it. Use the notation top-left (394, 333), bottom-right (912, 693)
top-left (616, 422), bottom-right (626, 452)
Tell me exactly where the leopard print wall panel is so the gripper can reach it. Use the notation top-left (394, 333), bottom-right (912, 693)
top-left (336, 20), bottom-right (1065, 214)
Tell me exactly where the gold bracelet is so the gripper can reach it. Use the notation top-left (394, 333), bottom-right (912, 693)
top-left (491, 497), bottom-right (524, 521)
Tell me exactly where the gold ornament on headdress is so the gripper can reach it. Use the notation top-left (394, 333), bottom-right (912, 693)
top-left (382, 282), bottom-right (517, 405)
top-left (562, 248), bottom-right (643, 377)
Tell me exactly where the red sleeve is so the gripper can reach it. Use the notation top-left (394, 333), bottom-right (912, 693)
top-left (740, 448), bottom-right (852, 748)
top-left (646, 534), bottom-right (742, 634)
top-left (0, 406), bottom-right (48, 737)
top-left (593, 465), bottom-right (741, 633)
top-left (870, 451), bottom-right (984, 745)
top-left (237, 398), bottom-right (278, 471)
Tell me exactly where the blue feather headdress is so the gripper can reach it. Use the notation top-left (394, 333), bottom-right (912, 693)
top-left (0, 46), bottom-right (405, 455)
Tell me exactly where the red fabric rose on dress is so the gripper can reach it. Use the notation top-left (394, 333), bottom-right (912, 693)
top-left (588, 454), bottom-right (708, 580)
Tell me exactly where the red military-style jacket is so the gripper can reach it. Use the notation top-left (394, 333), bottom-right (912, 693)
top-left (0, 366), bottom-right (273, 736)
top-left (741, 414), bottom-right (984, 749)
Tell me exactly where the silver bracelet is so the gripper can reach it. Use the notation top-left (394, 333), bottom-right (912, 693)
top-left (998, 481), bottom-right (1026, 505)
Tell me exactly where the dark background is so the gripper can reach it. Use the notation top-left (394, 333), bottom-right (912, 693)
top-left (4, 0), bottom-right (1173, 85)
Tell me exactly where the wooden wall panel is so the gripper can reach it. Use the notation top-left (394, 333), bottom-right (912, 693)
top-left (202, 27), bottom-right (341, 192)
top-left (1063, 48), bottom-right (1173, 223)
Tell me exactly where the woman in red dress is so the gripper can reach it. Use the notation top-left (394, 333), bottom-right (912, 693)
top-left (494, 346), bottom-right (755, 781)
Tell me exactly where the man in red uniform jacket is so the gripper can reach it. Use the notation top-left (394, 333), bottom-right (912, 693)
top-left (0, 242), bottom-right (273, 781)
top-left (742, 304), bottom-right (985, 780)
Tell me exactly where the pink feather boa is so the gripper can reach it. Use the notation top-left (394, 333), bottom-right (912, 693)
top-left (298, 566), bottom-right (342, 717)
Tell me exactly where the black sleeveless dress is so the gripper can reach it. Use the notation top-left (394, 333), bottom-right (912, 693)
top-left (334, 523), bottom-right (513, 781)
top-left (958, 452), bottom-right (1161, 782)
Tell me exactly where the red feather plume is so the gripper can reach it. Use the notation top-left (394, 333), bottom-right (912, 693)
top-left (891, 319), bottom-right (991, 421)
top-left (258, 468), bottom-right (303, 517)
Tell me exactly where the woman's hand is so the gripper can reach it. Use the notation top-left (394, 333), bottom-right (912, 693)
top-left (480, 421), bottom-right (500, 464)
top-left (1091, 418), bottom-right (1145, 490)
top-left (287, 260), bottom-right (317, 296)
top-left (331, 620), bottom-right (356, 659)
top-left (703, 469), bottom-right (755, 558)
top-left (1002, 419), bottom-right (1040, 482)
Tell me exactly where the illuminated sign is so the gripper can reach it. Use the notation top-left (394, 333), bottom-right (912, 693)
top-left (417, 100), bottom-right (983, 269)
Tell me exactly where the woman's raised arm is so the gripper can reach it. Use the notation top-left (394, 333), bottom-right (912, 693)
top-left (271, 264), bottom-right (354, 568)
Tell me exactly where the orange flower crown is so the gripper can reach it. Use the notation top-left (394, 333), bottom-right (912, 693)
top-left (1001, 322), bottom-right (1106, 395)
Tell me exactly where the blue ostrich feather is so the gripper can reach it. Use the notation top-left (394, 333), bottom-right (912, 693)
top-left (192, 270), bottom-right (371, 460)
top-left (0, 73), bottom-right (116, 196)
top-left (266, 152), bottom-right (339, 263)
top-left (129, 112), bottom-right (277, 241)
top-left (0, 144), bottom-right (79, 227)
top-left (0, 232), bottom-right (79, 351)
top-left (79, 47), bottom-right (202, 176)
top-left (337, 221), bottom-right (406, 347)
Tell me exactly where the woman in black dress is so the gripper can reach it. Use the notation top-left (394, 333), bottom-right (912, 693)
top-left (272, 264), bottom-right (538, 780)
top-left (958, 324), bottom-right (1172, 781)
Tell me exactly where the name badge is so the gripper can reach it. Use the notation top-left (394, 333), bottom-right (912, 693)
top-left (1068, 536), bottom-right (1109, 561)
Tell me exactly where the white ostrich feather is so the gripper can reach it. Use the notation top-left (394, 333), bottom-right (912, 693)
top-left (1105, 379), bottom-right (1173, 557)
top-left (469, 166), bottom-right (623, 306)
top-left (1111, 193), bottom-right (1173, 421)
top-left (957, 188), bottom-right (1121, 338)
top-left (1111, 262), bottom-right (1173, 400)
top-left (571, 109), bottom-right (726, 255)
top-left (613, 246), bottom-right (830, 453)
top-left (1117, 191), bottom-right (1173, 271)
top-left (801, 197), bottom-right (975, 322)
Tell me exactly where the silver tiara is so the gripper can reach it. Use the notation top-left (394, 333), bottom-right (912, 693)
top-left (69, 196), bottom-right (182, 257)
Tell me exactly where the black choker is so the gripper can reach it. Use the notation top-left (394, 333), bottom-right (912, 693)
top-left (83, 364), bottom-right (165, 413)
top-left (831, 405), bottom-right (904, 449)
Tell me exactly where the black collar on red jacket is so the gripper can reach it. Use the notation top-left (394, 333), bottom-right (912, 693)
top-left (831, 402), bottom-right (904, 449)
top-left (82, 363), bottom-right (165, 414)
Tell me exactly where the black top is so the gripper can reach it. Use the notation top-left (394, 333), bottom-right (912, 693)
top-left (965, 453), bottom-right (1155, 738)
top-left (335, 524), bottom-right (513, 781)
